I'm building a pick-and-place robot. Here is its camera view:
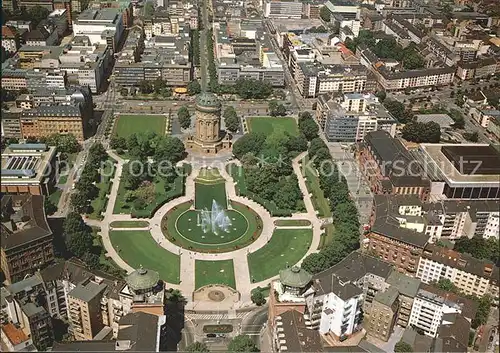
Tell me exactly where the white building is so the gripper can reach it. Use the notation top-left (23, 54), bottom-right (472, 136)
top-left (263, 0), bottom-right (303, 18)
top-left (72, 8), bottom-right (124, 49)
top-left (408, 285), bottom-right (476, 337)
top-left (416, 244), bottom-right (498, 298)
top-left (304, 273), bottom-right (363, 339)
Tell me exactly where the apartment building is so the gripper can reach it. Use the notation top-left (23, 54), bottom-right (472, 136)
top-left (416, 143), bottom-right (500, 200)
top-left (456, 57), bottom-right (498, 80)
top-left (386, 271), bottom-right (420, 328)
top-left (2, 274), bottom-right (54, 350)
top-left (2, 26), bottom-right (20, 53)
top-left (272, 309), bottom-right (324, 353)
top-left (17, 0), bottom-right (54, 10)
top-left (1, 69), bottom-right (28, 91)
top-left (53, 311), bottom-right (167, 352)
top-left (1, 194), bottom-right (55, 284)
top-left (319, 93), bottom-right (397, 142)
top-left (408, 284), bottom-right (477, 337)
top-left (296, 62), bottom-right (372, 98)
top-left (358, 130), bottom-right (430, 200)
top-left (1, 110), bottom-right (22, 138)
top-left (20, 104), bottom-right (88, 142)
top-left (263, 0), bottom-right (303, 18)
top-left (1, 144), bottom-right (57, 196)
top-left (26, 69), bottom-right (67, 91)
top-left (365, 287), bottom-right (399, 342)
top-left (417, 244), bottom-right (498, 298)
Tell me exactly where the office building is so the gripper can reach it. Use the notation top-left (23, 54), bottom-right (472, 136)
top-left (1, 144), bottom-right (57, 196)
top-left (72, 8), bottom-right (124, 50)
top-left (20, 104), bottom-right (89, 142)
top-left (417, 143), bottom-right (500, 199)
top-left (320, 93), bottom-right (397, 142)
top-left (1, 110), bottom-right (22, 138)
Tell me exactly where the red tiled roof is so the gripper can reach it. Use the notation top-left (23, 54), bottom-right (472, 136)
top-left (2, 25), bottom-right (17, 38)
top-left (1, 323), bottom-right (29, 346)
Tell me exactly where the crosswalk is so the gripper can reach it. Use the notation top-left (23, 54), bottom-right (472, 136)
top-left (186, 312), bottom-right (247, 320)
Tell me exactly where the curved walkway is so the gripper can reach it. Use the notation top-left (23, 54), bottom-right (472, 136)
top-left (88, 150), bottom-right (322, 309)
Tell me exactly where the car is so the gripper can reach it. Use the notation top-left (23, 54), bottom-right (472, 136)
top-left (206, 334), bottom-right (216, 338)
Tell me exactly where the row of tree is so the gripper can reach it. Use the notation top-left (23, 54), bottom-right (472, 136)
top-left (190, 29), bottom-right (200, 66)
top-left (300, 137), bottom-right (360, 274)
top-left (186, 335), bottom-right (258, 352)
top-left (71, 143), bottom-right (109, 213)
top-left (137, 79), bottom-right (172, 97)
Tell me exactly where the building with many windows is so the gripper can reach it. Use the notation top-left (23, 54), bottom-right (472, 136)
top-left (416, 244), bottom-right (498, 298)
top-left (72, 8), bottom-right (124, 50)
top-left (1, 194), bottom-right (55, 284)
top-left (0, 144), bottom-right (57, 196)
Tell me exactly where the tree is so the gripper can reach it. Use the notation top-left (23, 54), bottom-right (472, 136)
top-left (82, 252), bottom-right (100, 270)
top-left (178, 106), bottom-right (191, 129)
top-left (88, 143), bottom-right (107, 165)
top-left (122, 161), bottom-right (144, 189)
top-left (395, 341), bottom-right (413, 352)
top-left (269, 101), bottom-right (287, 116)
top-left (165, 288), bottom-right (186, 303)
top-left (110, 136), bottom-right (127, 150)
top-left (432, 278), bottom-right (459, 293)
top-left (139, 80), bottom-right (153, 94)
top-left (472, 295), bottom-right (492, 329)
top-left (186, 342), bottom-right (209, 352)
top-left (463, 131), bottom-right (479, 142)
top-left (28, 5), bottom-right (49, 26)
top-left (234, 79), bottom-right (272, 99)
top-left (46, 134), bottom-right (80, 153)
top-left (223, 106), bottom-right (240, 133)
top-left (454, 236), bottom-right (499, 264)
top-left (251, 287), bottom-right (266, 306)
top-left (319, 5), bottom-right (331, 22)
top-left (232, 132), bottom-right (266, 159)
top-left (187, 80), bottom-right (201, 95)
top-left (298, 116), bottom-right (319, 140)
top-left (402, 121), bottom-right (441, 143)
top-left (301, 252), bottom-right (329, 273)
top-left (67, 230), bottom-right (93, 258)
top-left (70, 192), bottom-right (91, 213)
top-left (375, 90), bottom-right (386, 102)
top-left (384, 99), bottom-right (411, 123)
top-left (227, 335), bottom-right (259, 352)
top-left (308, 138), bottom-right (328, 157)
top-left (44, 197), bottom-right (57, 215)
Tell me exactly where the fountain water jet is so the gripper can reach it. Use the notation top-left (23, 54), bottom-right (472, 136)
top-left (196, 200), bottom-right (232, 235)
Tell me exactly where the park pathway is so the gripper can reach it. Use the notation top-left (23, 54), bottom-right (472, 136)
top-left (86, 150), bottom-right (323, 309)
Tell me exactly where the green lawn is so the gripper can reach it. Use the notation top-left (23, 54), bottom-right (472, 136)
top-left (247, 117), bottom-right (298, 136)
top-left (302, 155), bottom-right (332, 218)
top-left (113, 115), bottom-right (166, 138)
top-left (195, 168), bottom-right (225, 183)
top-left (109, 230), bottom-right (180, 284)
top-left (195, 259), bottom-right (236, 289)
top-left (48, 189), bottom-right (62, 206)
top-left (110, 220), bottom-right (150, 228)
top-left (274, 219), bottom-right (311, 227)
top-left (162, 201), bottom-right (262, 252)
top-left (194, 182), bottom-right (227, 210)
top-left (58, 175), bottom-right (68, 185)
top-left (88, 159), bottom-right (116, 220)
top-left (113, 164), bottom-right (189, 215)
top-left (248, 228), bottom-right (313, 282)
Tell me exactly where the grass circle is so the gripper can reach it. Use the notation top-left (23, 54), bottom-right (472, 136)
top-left (175, 209), bottom-right (249, 245)
top-left (161, 200), bottom-right (263, 253)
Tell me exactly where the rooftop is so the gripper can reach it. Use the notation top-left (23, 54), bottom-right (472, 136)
top-left (441, 144), bottom-right (500, 175)
top-left (69, 279), bottom-right (108, 302)
top-left (374, 286), bottom-right (399, 307)
top-left (276, 310), bottom-right (324, 352)
top-left (117, 312), bottom-right (162, 351)
top-left (125, 267), bottom-right (160, 291)
top-left (1, 195), bottom-right (52, 250)
top-left (1, 323), bottom-right (29, 346)
top-left (279, 266), bottom-right (313, 288)
top-left (386, 271), bottom-right (420, 298)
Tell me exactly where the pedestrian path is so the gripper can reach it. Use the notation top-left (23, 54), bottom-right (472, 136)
top-left (85, 150), bottom-right (323, 310)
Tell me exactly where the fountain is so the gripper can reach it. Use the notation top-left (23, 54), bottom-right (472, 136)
top-left (197, 200), bottom-right (232, 235)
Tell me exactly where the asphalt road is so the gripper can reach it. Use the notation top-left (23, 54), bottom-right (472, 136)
top-left (241, 306), bottom-right (269, 346)
top-left (199, 0), bottom-right (210, 91)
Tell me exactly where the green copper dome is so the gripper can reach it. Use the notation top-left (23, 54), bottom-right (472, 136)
top-left (279, 266), bottom-right (312, 288)
top-left (195, 92), bottom-right (221, 109)
top-left (125, 267), bottom-right (160, 291)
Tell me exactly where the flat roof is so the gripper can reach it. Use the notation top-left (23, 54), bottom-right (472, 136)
top-left (441, 145), bottom-right (500, 175)
top-left (419, 143), bottom-right (500, 186)
top-left (1, 323), bottom-right (29, 346)
top-left (1, 145), bottom-right (57, 184)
